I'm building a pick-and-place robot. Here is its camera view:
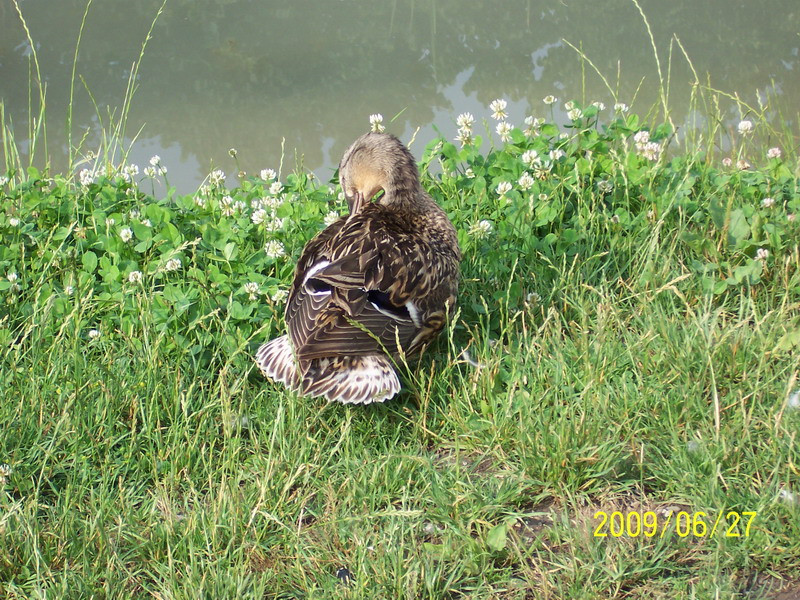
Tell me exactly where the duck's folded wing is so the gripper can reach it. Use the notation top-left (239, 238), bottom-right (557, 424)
top-left (293, 289), bottom-right (419, 360)
top-left (287, 240), bottom-right (424, 360)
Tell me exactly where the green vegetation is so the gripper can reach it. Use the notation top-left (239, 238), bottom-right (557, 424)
top-left (1, 90), bottom-right (799, 598)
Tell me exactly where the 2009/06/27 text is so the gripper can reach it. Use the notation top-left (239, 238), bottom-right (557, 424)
top-left (593, 510), bottom-right (757, 538)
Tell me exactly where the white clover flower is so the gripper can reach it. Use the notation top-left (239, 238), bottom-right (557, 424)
top-left (756, 248), bottom-right (769, 260)
top-left (105, 217), bottom-right (115, 227)
top-left (496, 121), bottom-right (513, 142)
top-left (79, 168), bottom-right (96, 186)
top-left (149, 155), bottom-right (161, 166)
top-left (496, 181), bottom-right (512, 196)
top-left (469, 219), bottom-right (494, 238)
top-left (260, 168), bottom-right (277, 181)
top-left (591, 101), bottom-right (605, 111)
top-left (271, 288), bottom-right (289, 304)
top-left (526, 292), bottom-right (541, 305)
top-left (722, 157), bottom-right (733, 167)
top-left (611, 214), bottom-right (620, 224)
top-left (533, 164), bottom-right (552, 180)
top-left (244, 282), bottom-right (260, 300)
top-left (124, 164), bottom-right (139, 178)
top-left (596, 180), bottom-right (614, 194)
top-left (194, 195), bottom-right (207, 208)
top-left (614, 102), bottom-right (629, 112)
top-left (518, 171), bottom-right (535, 191)
top-left (464, 168), bottom-right (475, 179)
top-left (523, 116), bottom-right (542, 137)
top-left (737, 159), bottom-right (751, 170)
top-left (369, 113), bottom-right (386, 133)
top-left (456, 112), bottom-right (475, 129)
top-left (120, 228), bottom-right (133, 243)
top-left (228, 148), bottom-right (237, 158)
top-left (779, 488), bottom-right (796, 505)
top-left (633, 130), bottom-right (650, 146)
top-left (158, 166), bottom-right (168, 176)
top-left (128, 270), bottom-right (143, 283)
top-left (567, 108), bottom-right (583, 121)
top-left (64, 285), bottom-right (75, 296)
top-left (9, 217), bottom-right (20, 227)
top-left (0, 176), bottom-right (8, 186)
top-left (144, 166), bottom-right (157, 178)
top-left (538, 193), bottom-right (548, 201)
top-left (323, 211), bottom-right (339, 226)
top-left (767, 147), bottom-right (782, 159)
top-left (641, 141), bottom-right (662, 162)
top-left (165, 258), bottom-right (182, 272)
top-left (564, 100), bottom-right (576, 111)
top-left (233, 200), bottom-right (247, 213)
top-left (264, 214), bottom-right (284, 232)
top-left (210, 169), bottom-right (226, 186)
top-left (489, 99), bottom-right (508, 121)
top-left (128, 209), bottom-right (140, 220)
top-left (521, 149), bottom-right (540, 167)
top-left (269, 181), bottom-right (284, 196)
top-left (262, 195), bottom-right (284, 210)
top-left (761, 197), bottom-right (775, 208)
top-left (455, 128), bottom-right (473, 147)
top-left (141, 219), bottom-right (152, 227)
top-left (549, 148), bottom-right (565, 161)
top-left (543, 95), bottom-right (557, 105)
top-left (264, 240), bottom-right (285, 259)
top-left (7, 272), bottom-right (18, 283)
top-left (251, 208), bottom-right (267, 224)
top-left (88, 329), bottom-right (101, 340)
top-left (788, 389), bottom-right (800, 409)
top-left (737, 120), bottom-right (753, 135)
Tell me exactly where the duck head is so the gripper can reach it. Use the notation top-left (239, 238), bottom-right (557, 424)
top-left (338, 132), bottom-right (421, 214)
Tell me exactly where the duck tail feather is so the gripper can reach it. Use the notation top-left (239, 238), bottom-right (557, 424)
top-left (302, 355), bottom-right (400, 405)
top-left (255, 335), bottom-right (298, 388)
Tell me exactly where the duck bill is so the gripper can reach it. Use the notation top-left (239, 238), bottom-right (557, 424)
top-left (350, 191), bottom-right (364, 215)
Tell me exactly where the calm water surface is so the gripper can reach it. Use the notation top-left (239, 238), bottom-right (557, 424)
top-left (1, 0), bottom-right (798, 192)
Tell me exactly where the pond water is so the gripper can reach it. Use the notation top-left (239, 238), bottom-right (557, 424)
top-left (1, 0), bottom-right (798, 193)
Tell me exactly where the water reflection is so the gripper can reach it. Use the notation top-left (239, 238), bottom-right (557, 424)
top-left (1, 0), bottom-right (797, 192)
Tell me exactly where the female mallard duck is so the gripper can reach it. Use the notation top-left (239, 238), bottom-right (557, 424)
top-left (255, 132), bottom-right (461, 404)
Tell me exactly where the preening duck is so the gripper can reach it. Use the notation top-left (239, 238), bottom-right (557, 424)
top-left (255, 132), bottom-right (461, 404)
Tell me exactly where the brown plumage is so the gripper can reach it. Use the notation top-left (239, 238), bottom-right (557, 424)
top-left (255, 132), bottom-right (461, 404)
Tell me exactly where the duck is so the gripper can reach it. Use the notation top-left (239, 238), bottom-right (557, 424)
top-left (255, 132), bottom-right (461, 404)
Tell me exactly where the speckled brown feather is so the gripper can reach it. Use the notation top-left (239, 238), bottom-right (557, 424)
top-left (255, 132), bottom-right (461, 404)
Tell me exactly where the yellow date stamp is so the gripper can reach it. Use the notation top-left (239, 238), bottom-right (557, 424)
top-left (593, 510), bottom-right (757, 538)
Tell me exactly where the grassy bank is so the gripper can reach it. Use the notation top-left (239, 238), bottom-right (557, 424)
top-left (1, 101), bottom-right (800, 599)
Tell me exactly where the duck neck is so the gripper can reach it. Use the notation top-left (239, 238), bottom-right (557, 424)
top-left (381, 162), bottom-right (427, 209)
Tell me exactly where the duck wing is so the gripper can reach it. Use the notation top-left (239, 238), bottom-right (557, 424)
top-left (285, 210), bottom-right (453, 361)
